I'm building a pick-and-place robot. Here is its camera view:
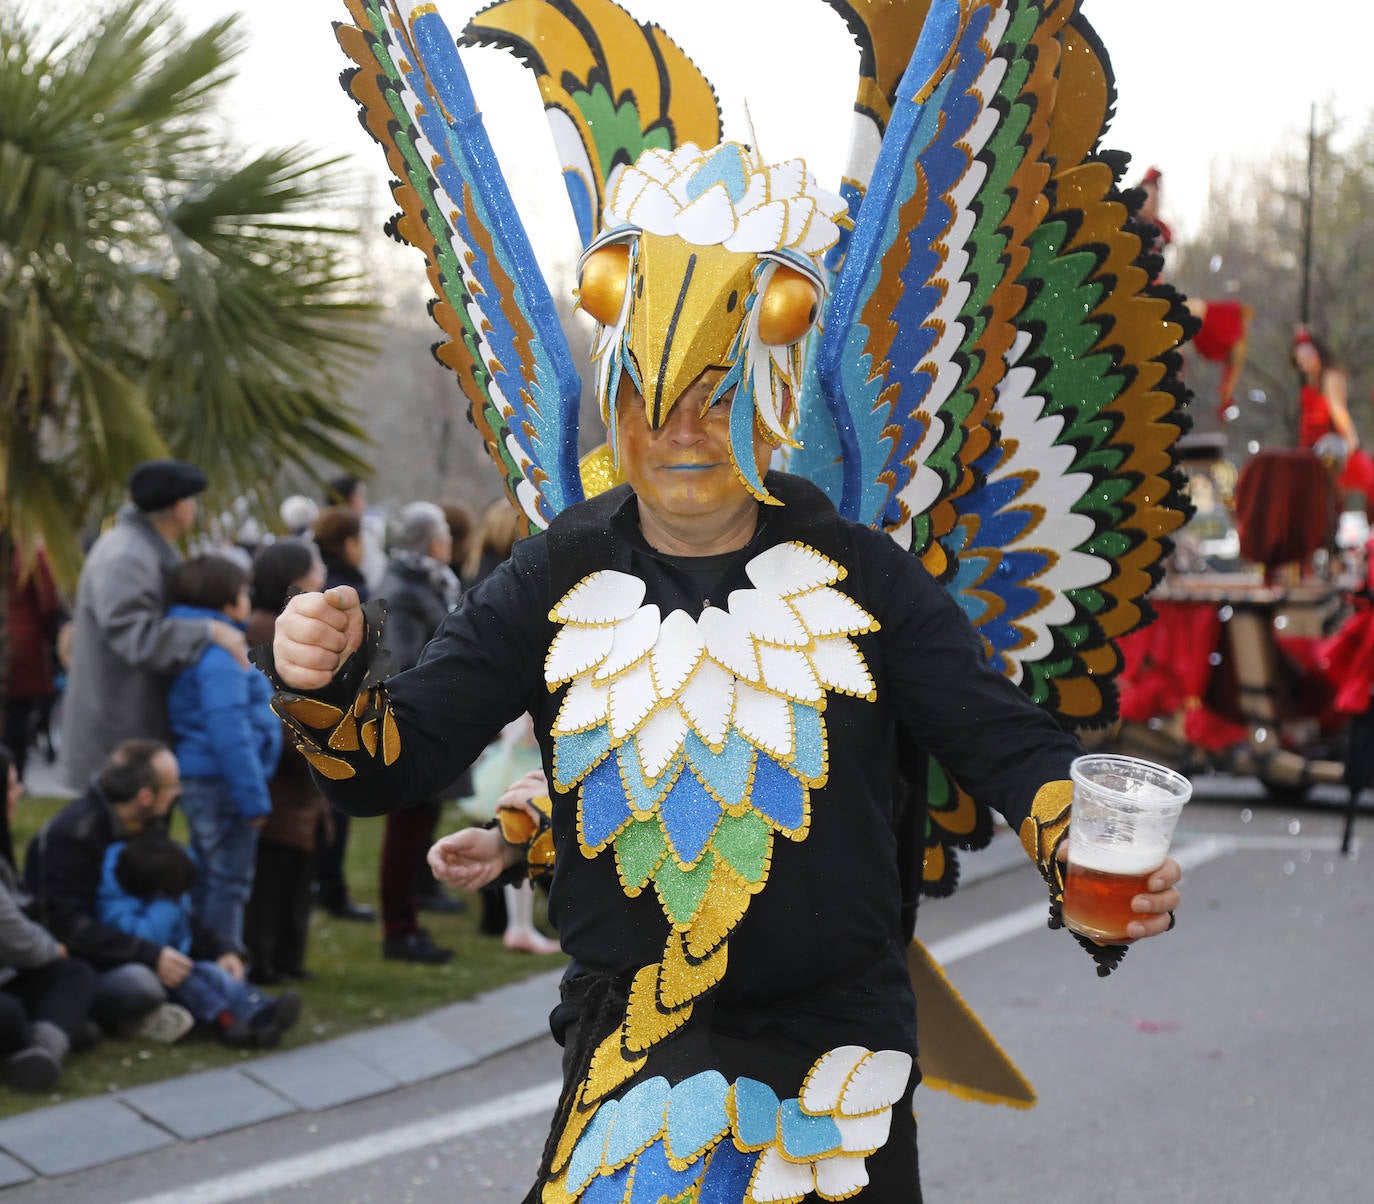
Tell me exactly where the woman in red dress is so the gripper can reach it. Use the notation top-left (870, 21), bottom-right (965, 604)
top-left (1293, 328), bottom-right (1373, 506)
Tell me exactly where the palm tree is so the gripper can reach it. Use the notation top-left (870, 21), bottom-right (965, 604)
top-left (0, 0), bottom-right (375, 591)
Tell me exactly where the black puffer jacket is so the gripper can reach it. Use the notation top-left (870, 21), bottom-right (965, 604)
top-left (24, 786), bottom-right (236, 969)
top-left (376, 555), bottom-right (458, 673)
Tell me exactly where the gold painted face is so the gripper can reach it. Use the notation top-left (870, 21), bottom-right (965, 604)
top-left (614, 371), bottom-right (771, 522)
top-left (581, 143), bottom-right (844, 485)
top-left (574, 226), bottom-right (818, 483)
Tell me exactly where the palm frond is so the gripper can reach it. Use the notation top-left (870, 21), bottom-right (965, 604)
top-left (1, 0), bottom-right (377, 565)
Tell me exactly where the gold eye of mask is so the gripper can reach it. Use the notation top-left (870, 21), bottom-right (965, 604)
top-left (757, 264), bottom-right (821, 346)
top-left (577, 243), bottom-right (631, 326)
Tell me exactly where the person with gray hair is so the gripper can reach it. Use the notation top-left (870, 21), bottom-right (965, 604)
top-left (387, 501), bottom-right (445, 555)
top-left (375, 502), bottom-right (462, 964)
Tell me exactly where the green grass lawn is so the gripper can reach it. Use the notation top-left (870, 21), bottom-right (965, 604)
top-left (1, 796), bottom-right (565, 1118)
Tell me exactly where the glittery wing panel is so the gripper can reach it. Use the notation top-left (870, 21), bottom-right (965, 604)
top-left (789, 0), bottom-right (931, 501)
top-left (912, 7), bottom-right (1193, 894)
top-left (784, 0), bottom-right (1193, 895)
top-left (336, 0), bottom-right (583, 530)
top-left (461, 0), bottom-right (722, 248)
top-left (809, 0), bottom-right (1060, 550)
top-left (940, 12), bottom-right (1192, 721)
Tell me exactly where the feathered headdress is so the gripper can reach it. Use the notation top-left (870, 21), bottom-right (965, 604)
top-left (579, 141), bottom-right (848, 502)
top-left (334, 0), bottom-right (1193, 896)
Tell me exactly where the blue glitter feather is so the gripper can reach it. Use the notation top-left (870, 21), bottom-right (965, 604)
top-left (563, 168), bottom-right (595, 249)
top-left (789, 338), bottom-right (845, 509)
top-left (627, 1140), bottom-right (704, 1204)
top-left (603, 1077), bottom-right (671, 1166)
top-left (730, 1078), bottom-right (780, 1150)
top-left (750, 754), bottom-right (806, 831)
top-left (697, 1138), bottom-right (757, 1202)
top-left (790, 704), bottom-right (825, 781)
top-left (665, 1070), bottom-right (731, 1164)
top-left (554, 724), bottom-right (612, 787)
top-left (683, 730), bottom-right (754, 809)
top-left (580, 754), bottom-right (634, 849)
top-left (660, 770), bottom-right (724, 867)
top-left (619, 742), bottom-right (681, 813)
top-left (579, 1162), bottom-right (632, 1204)
top-left (567, 1102), bottom-right (617, 1194)
top-left (777, 1098), bottom-right (843, 1160)
top-left (687, 144), bottom-right (750, 203)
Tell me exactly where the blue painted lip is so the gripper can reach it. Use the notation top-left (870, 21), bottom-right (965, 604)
top-left (662, 463), bottom-right (723, 471)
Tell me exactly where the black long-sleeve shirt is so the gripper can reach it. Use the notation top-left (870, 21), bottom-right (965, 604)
top-left (282, 475), bottom-right (1080, 1054)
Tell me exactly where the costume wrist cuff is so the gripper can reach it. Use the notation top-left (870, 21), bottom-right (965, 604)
top-left (1019, 778), bottom-right (1128, 977)
top-left (254, 599), bottom-right (399, 780)
top-left (493, 794), bottom-right (555, 885)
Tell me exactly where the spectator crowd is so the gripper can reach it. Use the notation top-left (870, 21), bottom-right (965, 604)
top-left (0, 461), bottom-right (558, 1093)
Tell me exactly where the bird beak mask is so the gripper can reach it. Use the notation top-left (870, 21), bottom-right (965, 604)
top-left (575, 142), bottom-right (845, 502)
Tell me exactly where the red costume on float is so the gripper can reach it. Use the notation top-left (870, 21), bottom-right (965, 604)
top-left (1301, 390), bottom-right (1374, 499)
top-left (1134, 167), bottom-right (1252, 420)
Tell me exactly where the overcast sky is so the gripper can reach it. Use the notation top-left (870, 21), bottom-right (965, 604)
top-left (48, 1), bottom-right (1373, 256)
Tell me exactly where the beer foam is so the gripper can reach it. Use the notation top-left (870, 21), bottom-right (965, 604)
top-left (1081, 779), bottom-right (1181, 808)
top-left (1068, 841), bottom-right (1167, 876)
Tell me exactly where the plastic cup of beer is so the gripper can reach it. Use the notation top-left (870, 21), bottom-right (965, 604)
top-left (1062, 754), bottom-right (1191, 943)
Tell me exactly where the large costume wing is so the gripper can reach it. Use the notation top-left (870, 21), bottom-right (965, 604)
top-left (460, 0), bottom-right (722, 248)
top-left (336, 0), bottom-right (584, 530)
top-left (801, 0), bottom-right (1193, 893)
top-left (789, 0), bottom-right (929, 500)
top-left (816, 0), bottom-right (929, 235)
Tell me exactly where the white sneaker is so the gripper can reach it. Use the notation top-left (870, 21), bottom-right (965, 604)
top-left (135, 1002), bottom-right (194, 1044)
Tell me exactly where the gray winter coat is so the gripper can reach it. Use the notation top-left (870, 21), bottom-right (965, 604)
top-left (60, 506), bottom-right (210, 790)
top-left (0, 859), bottom-right (61, 987)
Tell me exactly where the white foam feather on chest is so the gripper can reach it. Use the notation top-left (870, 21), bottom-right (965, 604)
top-left (547, 543), bottom-right (878, 776)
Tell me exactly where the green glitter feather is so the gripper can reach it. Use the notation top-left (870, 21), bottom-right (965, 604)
top-left (614, 815), bottom-right (667, 893)
top-left (711, 811), bottom-right (772, 885)
top-left (653, 851), bottom-right (716, 926)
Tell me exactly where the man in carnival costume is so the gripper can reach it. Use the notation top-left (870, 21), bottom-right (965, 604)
top-left (261, 139), bottom-right (1183, 1202)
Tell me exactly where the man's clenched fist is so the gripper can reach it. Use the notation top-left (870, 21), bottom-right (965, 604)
top-left (273, 586), bottom-right (365, 690)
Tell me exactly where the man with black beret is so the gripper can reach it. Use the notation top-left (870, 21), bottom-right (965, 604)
top-left (61, 459), bottom-right (250, 790)
top-left (126, 459), bottom-right (208, 513)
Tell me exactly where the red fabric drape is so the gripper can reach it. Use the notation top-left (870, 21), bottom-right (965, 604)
top-left (1234, 451), bottom-right (1336, 572)
top-left (1315, 599), bottom-right (1374, 717)
top-left (1117, 601), bottom-right (1250, 751)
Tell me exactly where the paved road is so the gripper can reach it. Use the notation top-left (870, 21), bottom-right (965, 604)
top-left (9, 799), bottom-right (1370, 1203)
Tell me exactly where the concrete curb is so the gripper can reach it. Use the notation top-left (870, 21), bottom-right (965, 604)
top-left (0, 969), bottom-right (566, 1184)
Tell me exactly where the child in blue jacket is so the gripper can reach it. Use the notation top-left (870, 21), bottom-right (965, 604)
top-left (97, 829), bottom-right (300, 1047)
top-left (167, 555), bottom-right (281, 951)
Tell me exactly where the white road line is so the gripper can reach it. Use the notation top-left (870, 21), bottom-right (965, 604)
top-left (121, 834), bottom-right (1248, 1204)
top-left (1173, 834), bottom-right (1239, 869)
top-left (1216, 832), bottom-right (1359, 852)
top-left (120, 1081), bottom-right (562, 1204)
